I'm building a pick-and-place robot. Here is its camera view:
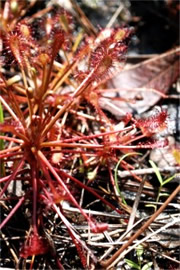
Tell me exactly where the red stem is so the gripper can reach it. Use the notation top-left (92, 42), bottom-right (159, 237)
top-left (32, 165), bottom-right (38, 234)
top-left (0, 157), bottom-right (25, 198)
top-left (0, 146), bottom-right (21, 155)
top-left (37, 150), bottom-right (97, 230)
top-left (0, 196), bottom-right (25, 230)
top-left (0, 151), bottom-right (23, 159)
top-left (61, 126), bottom-right (134, 143)
top-left (0, 135), bottom-right (23, 143)
top-left (59, 169), bottom-right (123, 215)
top-left (41, 142), bottom-right (103, 149)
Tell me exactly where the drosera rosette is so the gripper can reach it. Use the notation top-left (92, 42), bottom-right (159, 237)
top-left (0, 1), bottom-right (172, 269)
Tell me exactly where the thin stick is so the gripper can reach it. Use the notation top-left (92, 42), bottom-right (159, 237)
top-left (106, 4), bottom-right (123, 28)
top-left (69, 0), bottom-right (97, 36)
top-left (110, 216), bottom-right (180, 268)
top-left (118, 166), bottom-right (180, 178)
top-left (0, 231), bottom-right (19, 264)
top-left (149, 247), bottom-right (180, 265)
top-left (100, 184), bottom-right (180, 268)
top-left (99, 218), bottom-right (145, 261)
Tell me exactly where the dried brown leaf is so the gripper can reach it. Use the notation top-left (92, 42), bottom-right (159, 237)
top-left (100, 47), bottom-right (180, 116)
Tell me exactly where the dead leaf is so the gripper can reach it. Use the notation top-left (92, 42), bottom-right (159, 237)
top-left (100, 47), bottom-right (180, 117)
top-left (150, 136), bottom-right (180, 168)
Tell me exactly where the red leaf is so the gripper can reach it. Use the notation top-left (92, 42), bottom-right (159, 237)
top-left (89, 27), bottom-right (132, 81)
top-left (0, 121), bottom-right (23, 135)
top-left (135, 110), bottom-right (168, 136)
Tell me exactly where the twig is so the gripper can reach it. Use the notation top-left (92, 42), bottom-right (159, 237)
top-left (106, 4), bottom-right (123, 28)
top-left (149, 247), bottom-right (180, 265)
top-left (111, 216), bottom-right (180, 267)
top-left (0, 231), bottom-right (19, 265)
top-left (100, 184), bottom-right (180, 268)
top-left (99, 218), bottom-right (145, 261)
top-left (62, 204), bottom-right (125, 218)
top-left (69, 0), bottom-right (97, 36)
top-left (118, 166), bottom-right (180, 178)
top-left (127, 54), bottom-right (158, 59)
top-left (85, 228), bottom-right (125, 242)
top-left (164, 94), bottom-right (180, 99)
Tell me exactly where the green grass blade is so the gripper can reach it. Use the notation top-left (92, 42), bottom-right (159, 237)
top-left (162, 174), bottom-right (176, 186)
top-left (149, 160), bottom-right (163, 186)
top-left (125, 259), bottom-right (140, 269)
top-left (114, 152), bottom-right (141, 205)
top-left (142, 262), bottom-right (153, 270)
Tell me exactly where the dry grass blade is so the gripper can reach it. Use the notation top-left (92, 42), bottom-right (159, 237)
top-left (106, 3), bottom-right (124, 28)
top-left (69, 0), bottom-right (97, 36)
top-left (126, 177), bottom-right (146, 236)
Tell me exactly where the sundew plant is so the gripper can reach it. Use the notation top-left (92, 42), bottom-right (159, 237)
top-left (0, 1), bottom-right (170, 269)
